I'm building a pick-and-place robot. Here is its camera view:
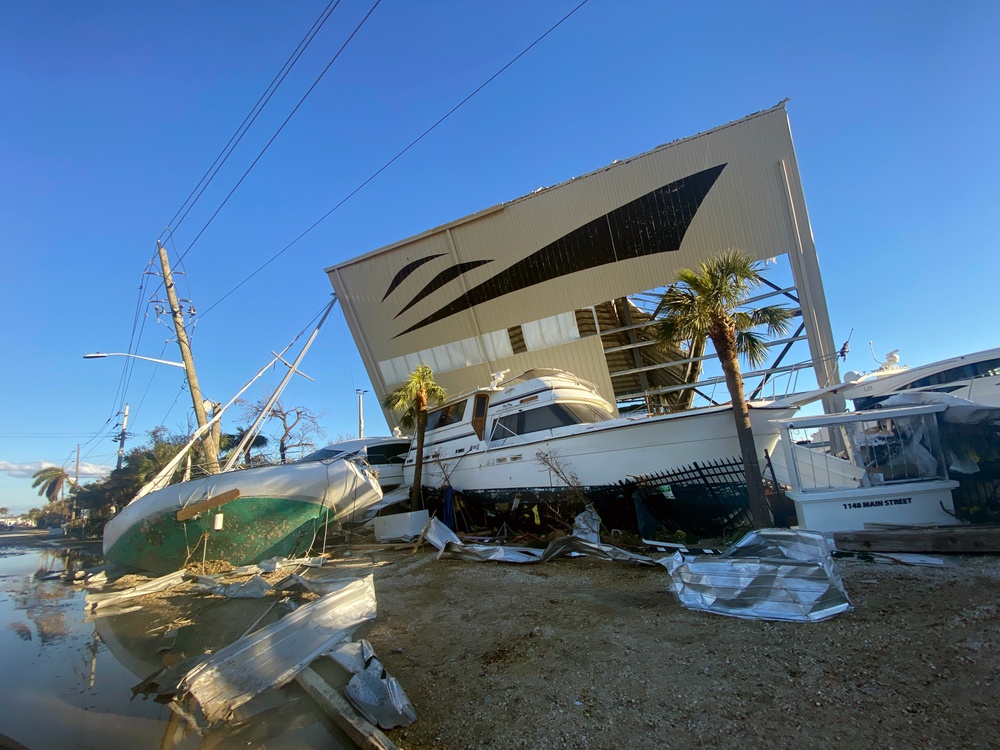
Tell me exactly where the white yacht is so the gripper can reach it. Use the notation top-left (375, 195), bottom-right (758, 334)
top-left (401, 368), bottom-right (798, 503)
top-left (842, 347), bottom-right (1000, 410)
top-left (297, 435), bottom-right (411, 491)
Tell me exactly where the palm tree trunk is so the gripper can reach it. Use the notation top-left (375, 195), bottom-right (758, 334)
top-left (713, 329), bottom-right (771, 529)
top-left (411, 410), bottom-right (427, 509)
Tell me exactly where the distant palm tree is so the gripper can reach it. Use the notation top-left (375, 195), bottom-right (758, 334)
top-left (382, 365), bottom-right (447, 508)
top-left (220, 427), bottom-right (270, 468)
top-left (655, 250), bottom-right (793, 528)
top-left (31, 466), bottom-right (74, 504)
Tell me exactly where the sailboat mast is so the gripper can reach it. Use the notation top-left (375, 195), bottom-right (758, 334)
top-left (156, 241), bottom-right (220, 474)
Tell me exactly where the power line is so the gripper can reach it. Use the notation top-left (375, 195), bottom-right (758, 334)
top-left (117, 0), bottom-right (349, 422)
top-left (174, 0), bottom-right (383, 267)
top-left (159, 0), bottom-right (343, 243)
top-left (0, 433), bottom-right (106, 439)
top-left (196, 0), bottom-right (591, 319)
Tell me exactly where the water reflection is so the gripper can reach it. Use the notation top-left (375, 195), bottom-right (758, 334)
top-left (0, 546), bottom-right (354, 749)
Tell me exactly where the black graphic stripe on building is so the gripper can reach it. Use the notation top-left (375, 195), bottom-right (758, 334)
top-left (382, 253), bottom-right (446, 301)
top-left (393, 259), bottom-right (494, 319)
top-left (394, 163), bottom-right (726, 337)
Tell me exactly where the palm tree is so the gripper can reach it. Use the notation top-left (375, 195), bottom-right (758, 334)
top-left (654, 250), bottom-right (793, 528)
top-left (382, 365), bottom-right (447, 508)
top-left (220, 427), bottom-right (270, 468)
top-left (31, 465), bottom-right (74, 504)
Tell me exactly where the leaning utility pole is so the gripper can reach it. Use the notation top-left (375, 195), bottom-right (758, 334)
top-left (116, 403), bottom-right (129, 470)
top-left (156, 241), bottom-right (220, 474)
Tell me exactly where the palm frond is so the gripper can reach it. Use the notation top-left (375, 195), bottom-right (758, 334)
top-left (747, 305), bottom-right (794, 337)
top-left (734, 330), bottom-right (772, 368)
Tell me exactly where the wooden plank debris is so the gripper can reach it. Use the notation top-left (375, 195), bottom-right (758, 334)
top-left (411, 517), bottom-right (434, 555)
top-left (176, 489), bottom-right (241, 521)
top-left (295, 667), bottom-right (399, 750)
top-left (834, 525), bottom-right (1000, 553)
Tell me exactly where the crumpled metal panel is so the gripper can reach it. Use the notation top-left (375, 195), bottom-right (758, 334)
top-left (665, 529), bottom-right (852, 622)
top-left (85, 569), bottom-right (187, 616)
top-left (724, 527), bottom-right (834, 562)
top-left (324, 640), bottom-right (375, 674)
top-left (424, 516), bottom-right (655, 565)
top-left (539, 536), bottom-right (656, 565)
top-left (441, 543), bottom-right (546, 563)
top-left (273, 572), bottom-right (365, 597)
top-left (322, 639), bottom-right (418, 728)
top-left (187, 574), bottom-right (272, 599)
top-left (178, 575), bottom-right (376, 724)
top-left (344, 656), bottom-right (418, 729)
top-left (573, 505), bottom-right (602, 543)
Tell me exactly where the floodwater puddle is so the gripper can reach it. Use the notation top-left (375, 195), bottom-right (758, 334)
top-left (0, 543), bottom-right (355, 749)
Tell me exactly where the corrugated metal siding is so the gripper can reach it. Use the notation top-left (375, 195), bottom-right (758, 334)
top-left (327, 102), bottom-right (837, 424)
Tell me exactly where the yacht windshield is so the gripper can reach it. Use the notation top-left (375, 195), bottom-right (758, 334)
top-left (297, 447), bottom-right (349, 463)
top-left (490, 402), bottom-right (610, 441)
top-left (426, 400), bottom-right (468, 431)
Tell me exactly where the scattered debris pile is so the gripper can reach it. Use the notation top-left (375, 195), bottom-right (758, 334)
top-left (82, 556), bottom-right (416, 748)
top-left (418, 506), bottom-right (853, 624)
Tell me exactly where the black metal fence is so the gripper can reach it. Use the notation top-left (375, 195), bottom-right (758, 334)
top-left (625, 456), bottom-right (751, 536)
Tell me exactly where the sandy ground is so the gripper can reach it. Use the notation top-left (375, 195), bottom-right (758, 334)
top-left (12, 529), bottom-right (1000, 749)
top-left (355, 547), bottom-right (1000, 750)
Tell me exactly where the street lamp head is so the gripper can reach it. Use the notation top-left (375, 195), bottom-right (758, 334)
top-left (82, 352), bottom-right (185, 368)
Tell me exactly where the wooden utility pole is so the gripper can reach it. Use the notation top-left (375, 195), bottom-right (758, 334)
top-left (156, 241), bottom-right (220, 474)
top-left (116, 403), bottom-right (129, 470)
top-left (73, 444), bottom-right (80, 521)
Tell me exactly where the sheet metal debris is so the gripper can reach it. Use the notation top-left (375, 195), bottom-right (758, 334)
top-left (322, 639), bottom-right (417, 729)
top-left (274, 572), bottom-right (366, 596)
top-left (187, 573), bottom-right (273, 599)
top-left (664, 529), bottom-right (852, 622)
top-left (573, 505), bottom-right (602, 543)
top-left (325, 640), bottom-right (375, 674)
top-left (374, 510), bottom-right (430, 542)
top-left (345, 657), bottom-right (417, 729)
top-left (540, 535), bottom-right (656, 565)
top-left (178, 574), bottom-right (377, 725)
top-left (85, 570), bottom-right (187, 616)
top-left (424, 517), bottom-right (656, 565)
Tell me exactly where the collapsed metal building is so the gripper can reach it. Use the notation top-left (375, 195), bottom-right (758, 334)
top-left (325, 101), bottom-right (841, 427)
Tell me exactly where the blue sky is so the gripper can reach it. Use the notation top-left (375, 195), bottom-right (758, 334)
top-left (1, 1), bottom-right (997, 514)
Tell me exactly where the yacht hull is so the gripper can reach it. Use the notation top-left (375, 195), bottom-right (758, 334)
top-left (409, 403), bottom-right (795, 501)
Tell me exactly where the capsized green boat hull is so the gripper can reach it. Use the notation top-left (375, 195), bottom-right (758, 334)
top-left (104, 495), bottom-right (330, 575)
top-left (103, 459), bottom-right (381, 575)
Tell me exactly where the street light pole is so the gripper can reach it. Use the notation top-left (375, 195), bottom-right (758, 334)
top-left (356, 389), bottom-right (368, 439)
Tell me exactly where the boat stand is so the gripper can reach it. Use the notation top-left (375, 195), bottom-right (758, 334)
top-left (491, 521), bottom-right (516, 543)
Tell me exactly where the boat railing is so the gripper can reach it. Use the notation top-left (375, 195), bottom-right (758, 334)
top-left (775, 405), bottom-right (950, 493)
